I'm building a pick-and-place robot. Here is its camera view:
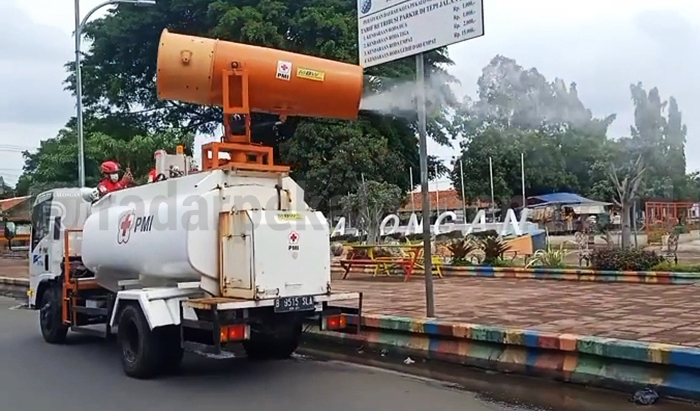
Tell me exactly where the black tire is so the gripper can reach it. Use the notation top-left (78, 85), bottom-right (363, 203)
top-left (118, 304), bottom-right (160, 379)
top-left (155, 325), bottom-right (184, 373)
top-left (39, 285), bottom-right (68, 344)
top-left (243, 322), bottom-right (302, 360)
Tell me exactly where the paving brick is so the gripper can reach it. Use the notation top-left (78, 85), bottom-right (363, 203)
top-left (332, 275), bottom-right (700, 347)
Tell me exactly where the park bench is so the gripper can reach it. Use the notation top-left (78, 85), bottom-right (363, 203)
top-left (340, 244), bottom-right (423, 281)
top-left (339, 256), bottom-right (415, 279)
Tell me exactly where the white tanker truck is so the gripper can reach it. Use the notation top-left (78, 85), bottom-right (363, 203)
top-left (3, 30), bottom-right (365, 379)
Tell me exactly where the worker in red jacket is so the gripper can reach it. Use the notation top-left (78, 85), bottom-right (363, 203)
top-left (147, 168), bottom-right (157, 183)
top-left (97, 161), bottom-right (133, 196)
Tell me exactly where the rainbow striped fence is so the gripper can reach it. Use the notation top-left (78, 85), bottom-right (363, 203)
top-left (305, 313), bottom-right (700, 401)
top-left (331, 262), bottom-right (700, 284)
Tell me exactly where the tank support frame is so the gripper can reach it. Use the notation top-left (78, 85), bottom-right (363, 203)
top-left (200, 68), bottom-right (290, 173)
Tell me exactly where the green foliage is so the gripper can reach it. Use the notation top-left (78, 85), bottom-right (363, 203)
top-left (447, 238), bottom-right (476, 266)
top-left (57, 0), bottom-right (456, 209)
top-left (280, 118), bottom-right (445, 211)
top-left (525, 243), bottom-right (571, 269)
top-left (589, 248), bottom-right (664, 272)
top-left (476, 236), bottom-right (511, 266)
top-left (15, 125), bottom-right (193, 195)
top-left (449, 55), bottom-right (697, 208)
top-left (650, 261), bottom-right (700, 273)
top-left (0, 177), bottom-right (13, 200)
top-left (340, 180), bottom-right (403, 244)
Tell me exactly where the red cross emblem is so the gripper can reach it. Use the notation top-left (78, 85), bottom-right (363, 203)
top-left (117, 212), bottom-right (134, 244)
top-left (281, 64), bottom-right (289, 71)
top-left (289, 231), bottom-right (299, 244)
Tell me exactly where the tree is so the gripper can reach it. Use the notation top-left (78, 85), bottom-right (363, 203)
top-left (450, 125), bottom-right (608, 206)
top-left (0, 177), bottom-right (13, 199)
top-left (340, 180), bottom-right (403, 244)
top-left (15, 124), bottom-right (193, 196)
top-left (605, 138), bottom-right (646, 249)
top-left (629, 83), bottom-right (690, 200)
top-left (452, 55), bottom-right (616, 138)
top-left (62, 0), bottom-right (457, 209)
top-left (449, 56), bottom-right (615, 204)
top-left (282, 115), bottom-right (448, 212)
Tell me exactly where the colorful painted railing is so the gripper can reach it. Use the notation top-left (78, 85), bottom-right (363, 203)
top-left (331, 262), bottom-right (700, 284)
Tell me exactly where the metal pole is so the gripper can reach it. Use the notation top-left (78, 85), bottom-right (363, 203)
top-left (75, 0), bottom-right (85, 187)
top-left (410, 167), bottom-right (415, 215)
top-left (74, 0), bottom-right (156, 187)
top-left (489, 157), bottom-right (496, 222)
top-left (416, 53), bottom-right (435, 318)
top-left (459, 159), bottom-right (467, 224)
top-left (633, 200), bottom-right (639, 248)
top-left (435, 165), bottom-right (439, 216)
top-left (521, 152), bottom-right (526, 208)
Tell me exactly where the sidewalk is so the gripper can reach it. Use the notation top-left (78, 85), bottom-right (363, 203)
top-left (332, 275), bottom-right (700, 348)
top-left (0, 258), bottom-right (29, 279)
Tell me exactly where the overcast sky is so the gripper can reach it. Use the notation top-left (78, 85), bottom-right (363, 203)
top-left (2, 0), bottom-right (700, 189)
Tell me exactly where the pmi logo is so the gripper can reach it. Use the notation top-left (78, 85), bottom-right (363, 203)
top-left (360, 0), bottom-right (371, 14)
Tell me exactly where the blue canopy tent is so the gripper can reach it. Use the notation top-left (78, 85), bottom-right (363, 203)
top-left (526, 192), bottom-right (609, 208)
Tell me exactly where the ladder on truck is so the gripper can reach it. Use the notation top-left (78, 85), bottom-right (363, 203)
top-left (61, 228), bottom-right (115, 338)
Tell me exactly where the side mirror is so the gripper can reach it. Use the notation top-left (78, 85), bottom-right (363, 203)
top-left (3, 220), bottom-right (16, 240)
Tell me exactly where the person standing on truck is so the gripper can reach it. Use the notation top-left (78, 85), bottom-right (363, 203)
top-left (97, 161), bottom-right (133, 196)
top-left (147, 168), bottom-right (158, 183)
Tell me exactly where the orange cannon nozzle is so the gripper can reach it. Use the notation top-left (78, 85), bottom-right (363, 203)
top-left (156, 29), bottom-right (363, 120)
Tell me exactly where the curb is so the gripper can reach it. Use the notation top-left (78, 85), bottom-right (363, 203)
top-left (307, 314), bottom-right (700, 402)
top-left (331, 264), bottom-right (700, 284)
top-left (0, 277), bottom-right (28, 301)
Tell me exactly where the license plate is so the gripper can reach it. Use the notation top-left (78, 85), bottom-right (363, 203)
top-left (274, 295), bottom-right (316, 313)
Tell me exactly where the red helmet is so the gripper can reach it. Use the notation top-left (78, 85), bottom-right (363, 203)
top-left (100, 161), bottom-right (120, 174)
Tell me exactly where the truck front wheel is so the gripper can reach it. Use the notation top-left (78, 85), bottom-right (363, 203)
top-left (39, 284), bottom-right (68, 344)
top-left (118, 304), bottom-right (160, 379)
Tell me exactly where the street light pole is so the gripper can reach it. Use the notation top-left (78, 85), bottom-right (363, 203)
top-left (74, 0), bottom-right (156, 187)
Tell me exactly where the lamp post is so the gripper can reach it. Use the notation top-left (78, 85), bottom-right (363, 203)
top-left (74, 0), bottom-right (156, 187)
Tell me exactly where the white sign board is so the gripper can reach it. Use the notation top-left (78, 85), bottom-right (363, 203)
top-left (357, 0), bottom-right (484, 68)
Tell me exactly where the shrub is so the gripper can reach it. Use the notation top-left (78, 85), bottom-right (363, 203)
top-left (477, 236), bottom-right (511, 266)
top-left (447, 238), bottom-right (477, 266)
top-left (526, 243), bottom-right (571, 268)
top-left (590, 248), bottom-right (664, 271)
top-left (650, 261), bottom-right (700, 272)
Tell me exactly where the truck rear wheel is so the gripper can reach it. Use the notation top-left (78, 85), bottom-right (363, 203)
top-left (118, 304), bottom-right (160, 379)
top-left (243, 321), bottom-right (302, 360)
top-left (39, 285), bottom-right (68, 344)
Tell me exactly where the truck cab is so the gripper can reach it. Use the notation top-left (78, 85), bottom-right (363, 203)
top-left (25, 188), bottom-right (92, 309)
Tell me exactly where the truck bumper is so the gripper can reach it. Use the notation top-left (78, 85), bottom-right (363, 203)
top-left (178, 292), bottom-right (363, 355)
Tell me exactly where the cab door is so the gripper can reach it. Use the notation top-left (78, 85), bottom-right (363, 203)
top-left (29, 193), bottom-right (56, 279)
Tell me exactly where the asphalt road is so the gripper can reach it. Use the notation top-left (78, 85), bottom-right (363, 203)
top-left (0, 296), bottom-right (697, 411)
top-left (0, 297), bottom-right (529, 411)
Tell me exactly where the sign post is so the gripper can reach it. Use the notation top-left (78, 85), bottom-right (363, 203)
top-left (357, 0), bottom-right (484, 317)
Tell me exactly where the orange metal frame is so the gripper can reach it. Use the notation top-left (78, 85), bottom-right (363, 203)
top-left (200, 69), bottom-right (290, 173)
top-left (644, 201), bottom-right (694, 233)
top-left (62, 228), bottom-right (101, 325)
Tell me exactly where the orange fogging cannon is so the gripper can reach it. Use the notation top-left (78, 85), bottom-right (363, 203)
top-left (156, 29), bottom-right (364, 171)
